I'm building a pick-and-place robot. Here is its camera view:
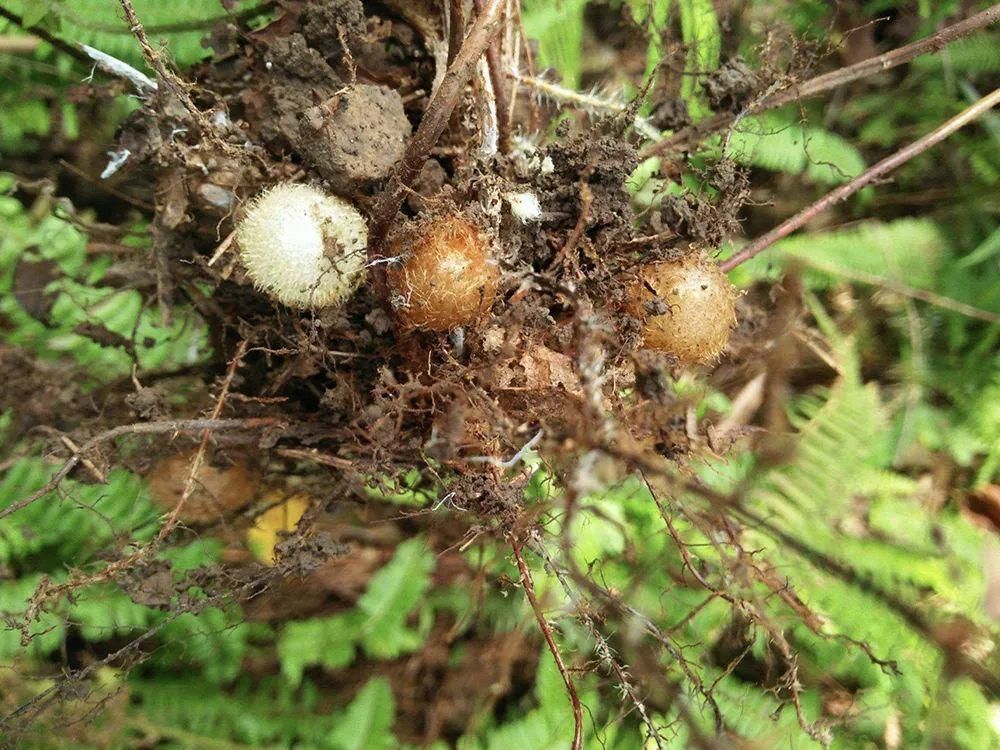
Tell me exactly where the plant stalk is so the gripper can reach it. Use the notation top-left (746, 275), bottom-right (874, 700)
top-left (721, 86), bottom-right (1000, 272)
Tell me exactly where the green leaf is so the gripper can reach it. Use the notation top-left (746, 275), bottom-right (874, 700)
top-left (20, 4), bottom-right (50, 27)
top-left (732, 218), bottom-right (946, 291)
top-left (276, 539), bottom-right (434, 686)
top-left (278, 613), bottom-right (359, 688)
top-left (522, 0), bottom-right (589, 89)
top-left (679, 0), bottom-right (720, 107)
top-left (328, 677), bottom-right (397, 750)
top-left (358, 538), bottom-right (435, 659)
top-left (958, 224), bottom-right (1000, 267)
top-left (727, 113), bottom-right (865, 184)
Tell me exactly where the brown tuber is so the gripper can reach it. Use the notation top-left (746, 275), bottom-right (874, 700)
top-left (628, 253), bottom-right (739, 365)
top-left (387, 215), bottom-right (499, 331)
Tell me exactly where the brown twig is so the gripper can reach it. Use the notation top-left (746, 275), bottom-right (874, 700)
top-left (58, 159), bottom-right (155, 213)
top-left (117, 0), bottom-right (201, 120)
top-left (721, 86), bottom-right (1000, 272)
top-left (367, 0), bottom-right (505, 299)
top-left (0, 417), bottom-right (283, 522)
top-left (158, 340), bottom-right (248, 540)
top-left (640, 5), bottom-right (1000, 159)
top-left (207, 230), bottom-right (236, 266)
top-left (552, 170), bottom-right (594, 271)
top-left (447, 0), bottom-right (465, 66)
top-left (511, 538), bottom-right (584, 750)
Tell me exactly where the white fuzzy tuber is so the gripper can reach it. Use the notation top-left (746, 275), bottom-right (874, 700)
top-left (235, 183), bottom-right (368, 309)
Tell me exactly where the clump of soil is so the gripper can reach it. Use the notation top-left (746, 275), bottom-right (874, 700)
top-left (294, 84), bottom-right (411, 191)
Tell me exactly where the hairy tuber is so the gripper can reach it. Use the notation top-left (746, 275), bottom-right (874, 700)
top-left (629, 253), bottom-right (738, 365)
top-left (387, 215), bottom-right (499, 330)
top-left (235, 183), bottom-right (368, 309)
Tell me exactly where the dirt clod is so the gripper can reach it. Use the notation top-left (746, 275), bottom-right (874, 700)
top-left (294, 85), bottom-right (411, 192)
top-left (702, 56), bottom-right (759, 112)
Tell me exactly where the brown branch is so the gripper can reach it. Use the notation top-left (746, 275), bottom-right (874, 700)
top-left (551, 169), bottom-right (594, 271)
top-left (721, 86), bottom-right (1000, 272)
top-left (366, 0), bottom-right (505, 299)
top-left (511, 538), bottom-right (584, 750)
top-left (0, 417), bottom-right (283, 522)
top-left (447, 0), bottom-right (465, 66)
top-left (640, 5), bottom-right (1000, 159)
top-left (157, 340), bottom-right (248, 540)
top-left (117, 0), bottom-right (201, 119)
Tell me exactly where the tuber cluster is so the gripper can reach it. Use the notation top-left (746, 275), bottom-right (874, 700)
top-left (235, 185), bottom-right (738, 363)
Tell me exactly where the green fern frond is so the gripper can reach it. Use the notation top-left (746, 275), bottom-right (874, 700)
top-left (753, 373), bottom-right (885, 526)
top-left (678, 0), bottom-right (720, 108)
top-left (277, 538), bottom-right (435, 686)
top-left (0, 175), bottom-right (211, 384)
top-left (0, 459), bottom-right (158, 568)
top-left (4, 0), bottom-right (266, 69)
top-left (727, 113), bottom-right (866, 185)
top-left (914, 32), bottom-right (1000, 75)
top-left (328, 677), bottom-right (397, 750)
top-left (130, 674), bottom-right (343, 746)
top-left (734, 218), bottom-right (947, 290)
top-left (522, 0), bottom-right (589, 89)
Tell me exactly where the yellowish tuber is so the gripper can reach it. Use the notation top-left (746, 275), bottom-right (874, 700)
top-left (628, 253), bottom-right (738, 364)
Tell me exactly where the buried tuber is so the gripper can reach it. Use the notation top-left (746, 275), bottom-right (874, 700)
top-left (235, 183), bottom-right (368, 309)
top-left (628, 252), bottom-right (739, 365)
top-left (387, 215), bottom-right (499, 331)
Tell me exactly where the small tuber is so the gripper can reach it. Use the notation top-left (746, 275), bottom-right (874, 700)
top-left (235, 183), bottom-right (368, 309)
top-left (387, 215), bottom-right (499, 330)
top-left (628, 253), bottom-right (738, 364)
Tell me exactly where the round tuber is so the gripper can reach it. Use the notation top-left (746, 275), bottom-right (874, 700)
top-left (235, 183), bottom-right (368, 309)
top-left (628, 253), bottom-right (738, 365)
top-left (387, 215), bottom-right (499, 330)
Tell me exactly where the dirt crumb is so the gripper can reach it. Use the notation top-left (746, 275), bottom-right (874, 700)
top-left (302, 0), bottom-right (367, 58)
top-left (702, 57), bottom-right (759, 112)
top-left (649, 97), bottom-right (691, 131)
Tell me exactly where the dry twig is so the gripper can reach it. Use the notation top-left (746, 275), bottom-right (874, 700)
top-left (721, 86), bottom-right (1000, 271)
top-left (158, 340), bottom-right (248, 539)
top-left (511, 538), bottom-right (584, 750)
top-left (473, 0), bottom-right (511, 152)
top-left (641, 5), bottom-right (1000, 159)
